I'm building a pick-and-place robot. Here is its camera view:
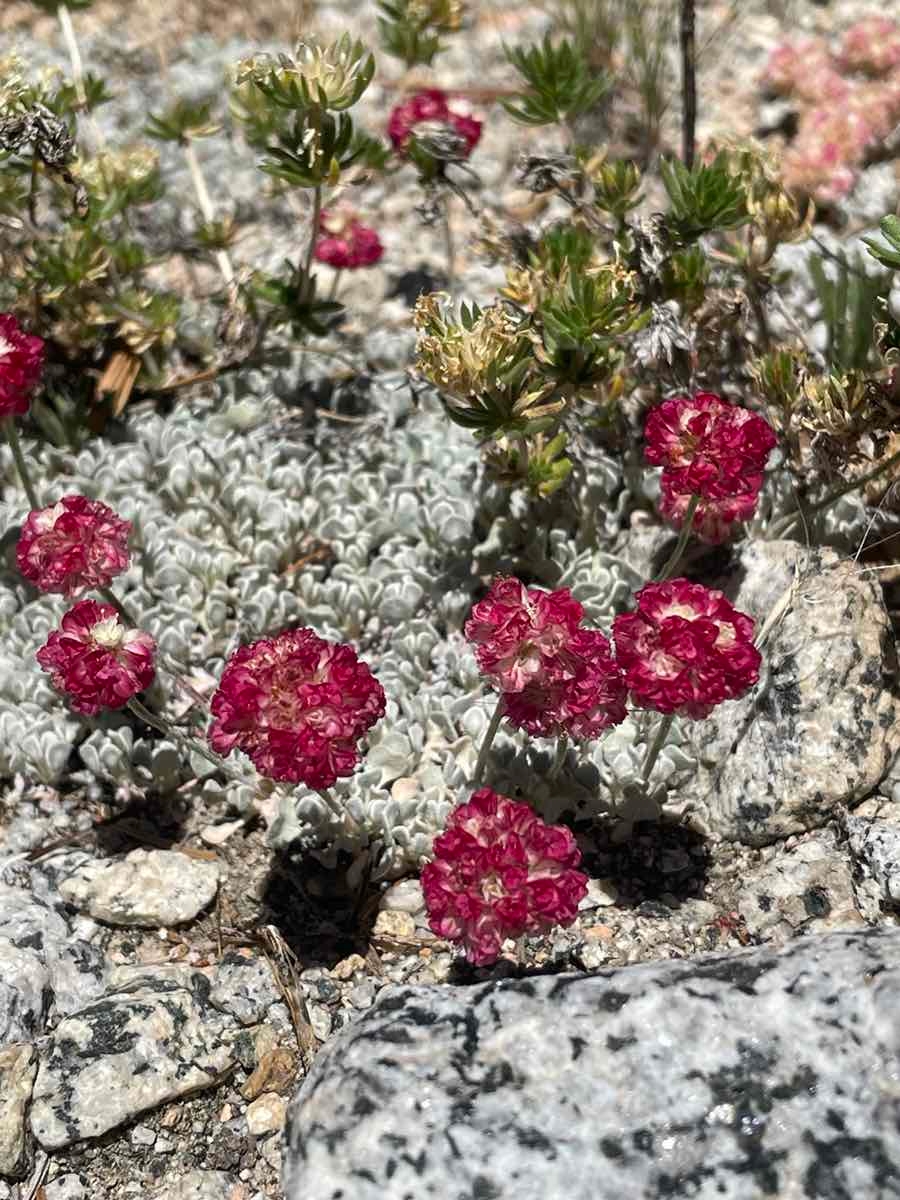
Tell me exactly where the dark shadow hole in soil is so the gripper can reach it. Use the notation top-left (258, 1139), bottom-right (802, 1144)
top-left (93, 794), bottom-right (188, 855)
top-left (387, 266), bottom-right (444, 308)
top-left (258, 849), bottom-right (382, 969)
top-left (578, 819), bottom-right (712, 912)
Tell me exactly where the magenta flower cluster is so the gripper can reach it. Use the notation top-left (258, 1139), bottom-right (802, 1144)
top-left (421, 788), bottom-right (588, 966)
top-left (645, 391), bottom-right (777, 544)
top-left (387, 87), bottom-right (482, 157)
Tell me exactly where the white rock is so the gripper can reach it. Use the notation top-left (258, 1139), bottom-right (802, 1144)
top-left (245, 1093), bottom-right (286, 1136)
top-left (59, 849), bottom-right (220, 927)
top-left (151, 1170), bottom-right (245, 1200)
top-left (680, 542), bottom-right (900, 844)
top-left (0, 1043), bottom-right (36, 1178)
top-left (44, 1177), bottom-right (87, 1200)
top-left (29, 968), bottom-right (236, 1149)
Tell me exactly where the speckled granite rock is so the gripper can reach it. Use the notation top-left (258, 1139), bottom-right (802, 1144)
top-left (209, 953), bottom-right (280, 1026)
top-left (679, 541), bottom-right (900, 844)
top-left (284, 928), bottom-right (900, 1200)
top-left (844, 797), bottom-right (900, 909)
top-left (737, 829), bottom-right (863, 942)
top-left (0, 884), bottom-right (106, 1040)
top-left (58, 849), bottom-right (220, 928)
top-left (0, 1044), bottom-right (36, 1179)
top-left (29, 968), bottom-right (237, 1150)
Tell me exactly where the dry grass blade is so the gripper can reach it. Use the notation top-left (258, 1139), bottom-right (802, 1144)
top-left (258, 924), bottom-right (319, 1068)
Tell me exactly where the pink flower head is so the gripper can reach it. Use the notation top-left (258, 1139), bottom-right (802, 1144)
top-left (0, 313), bottom-right (45, 419)
top-left (762, 36), bottom-right (836, 99)
top-left (644, 392), bottom-right (777, 500)
top-left (387, 87), bottom-right (482, 158)
top-left (840, 16), bottom-right (900, 76)
top-left (502, 628), bottom-right (628, 739)
top-left (465, 577), bottom-right (585, 693)
top-left (37, 600), bottom-right (156, 716)
top-left (16, 495), bottom-right (131, 597)
top-left (658, 475), bottom-right (761, 545)
top-left (421, 788), bottom-right (588, 965)
top-left (208, 627), bottom-right (386, 787)
top-left (613, 579), bottom-right (761, 719)
top-left (314, 208), bottom-right (384, 270)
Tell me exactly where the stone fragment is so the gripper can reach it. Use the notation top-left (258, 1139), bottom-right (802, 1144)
top-left (736, 830), bottom-right (863, 942)
top-left (0, 940), bottom-right (49, 1044)
top-left (378, 879), bottom-right (424, 915)
top-left (29, 968), bottom-right (236, 1149)
top-left (0, 884), bottom-right (106, 1036)
top-left (43, 1177), bottom-right (86, 1200)
top-left (679, 542), bottom-right (900, 844)
top-left (209, 953), bottom-right (279, 1026)
top-left (151, 1170), bottom-right (245, 1200)
top-left (59, 849), bottom-right (219, 927)
top-left (240, 1048), bottom-right (297, 1101)
top-left (0, 1044), bottom-right (36, 1179)
top-left (372, 909), bottom-right (416, 940)
top-left (284, 929), bottom-right (900, 1200)
top-left (844, 797), bottom-right (900, 909)
top-left (245, 1093), bottom-right (286, 1136)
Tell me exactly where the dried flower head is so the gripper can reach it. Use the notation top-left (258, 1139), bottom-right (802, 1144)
top-left (236, 34), bottom-right (375, 111)
top-left (77, 146), bottom-right (160, 202)
top-left (421, 788), bottom-right (588, 965)
top-left (314, 208), bottom-right (384, 269)
top-left (16, 495), bottom-right (132, 598)
top-left (644, 391), bottom-right (777, 500)
top-left (37, 600), bottom-right (156, 716)
top-left (413, 295), bottom-right (559, 434)
top-left (613, 579), bottom-right (761, 719)
top-left (0, 312), bottom-right (44, 419)
top-left (465, 576), bottom-right (585, 693)
top-left (208, 627), bottom-right (386, 787)
top-left (388, 87), bottom-right (481, 156)
top-left (658, 476), bottom-right (760, 545)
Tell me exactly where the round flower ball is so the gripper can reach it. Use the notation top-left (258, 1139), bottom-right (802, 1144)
top-left (658, 475), bottom-right (761, 545)
top-left (37, 600), bottom-right (156, 716)
top-left (387, 87), bottom-right (482, 157)
top-left (644, 392), bottom-right (777, 500)
top-left (208, 627), bottom-right (386, 788)
top-left (17, 495), bottom-right (131, 597)
top-left (422, 788), bottom-right (588, 966)
top-left (465, 576), bottom-right (585, 694)
top-left (314, 209), bottom-right (384, 270)
top-left (613, 579), bottom-right (761, 719)
top-left (0, 313), bottom-right (45, 419)
top-left (503, 628), bottom-right (628, 740)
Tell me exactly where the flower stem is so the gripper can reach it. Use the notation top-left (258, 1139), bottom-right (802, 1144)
top-left (183, 138), bottom-right (234, 285)
top-left (769, 447), bottom-right (900, 540)
top-left (656, 494), bottom-right (699, 582)
top-left (126, 695), bottom-right (226, 773)
top-left (327, 269), bottom-right (343, 303)
top-left (3, 418), bottom-right (39, 510)
top-left (680, 0), bottom-right (697, 169)
top-left (303, 185), bottom-right (323, 280)
top-left (548, 733), bottom-right (569, 782)
top-left (99, 585), bottom-right (138, 628)
top-left (442, 193), bottom-right (455, 292)
top-left (641, 713), bottom-right (674, 785)
top-left (57, 3), bottom-right (86, 109)
top-left (473, 696), bottom-right (504, 787)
